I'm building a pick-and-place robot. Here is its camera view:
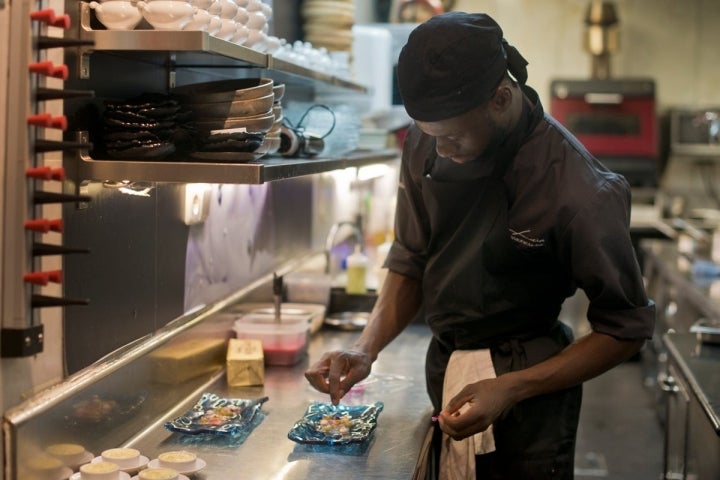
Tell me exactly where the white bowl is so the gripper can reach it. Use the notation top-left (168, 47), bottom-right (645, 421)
top-left (243, 28), bottom-right (266, 49)
top-left (137, 0), bottom-right (196, 30)
top-left (259, 2), bottom-right (271, 19)
top-left (212, 17), bottom-right (236, 40)
top-left (183, 7), bottom-right (212, 30)
top-left (232, 6), bottom-right (248, 24)
top-left (244, 9), bottom-right (265, 30)
top-left (264, 34), bottom-right (282, 53)
top-left (207, 0), bottom-right (237, 19)
top-left (245, 0), bottom-right (262, 11)
top-left (89, 1), bottom-right (142, 30)
top-left (206, 14), bottom-right (222, 34)
top-left (189, 0), bottom-right (214, 9)
top-left (231, 23), bottom-right (249, 44)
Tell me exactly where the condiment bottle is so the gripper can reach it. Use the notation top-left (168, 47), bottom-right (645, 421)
top-left (345, 245), bottom-right (368, 294)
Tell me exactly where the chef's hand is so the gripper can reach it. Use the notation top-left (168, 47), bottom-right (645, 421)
top-left (305, 349), bottom-right (372, 405)
top-left (437, 378), bottom-right (511, 440)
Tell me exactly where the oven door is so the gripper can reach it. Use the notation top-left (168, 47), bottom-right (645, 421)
top-left (550, 78), bottom-right (658, 158)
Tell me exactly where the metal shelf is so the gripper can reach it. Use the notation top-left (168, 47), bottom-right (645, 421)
top-left (71, 2), bottom-right (382, 184)
top-left (76, 1), bottom-right (367, 92)
top-left (75, 148), bottom-right (399, 184)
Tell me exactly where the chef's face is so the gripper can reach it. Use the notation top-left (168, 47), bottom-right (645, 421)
top-left (414, 83), bottom-right (513, 164)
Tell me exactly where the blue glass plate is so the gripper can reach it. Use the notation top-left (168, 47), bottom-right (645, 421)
top-left (287, 402), bottom-right (384, 445)
top-left (164, 393), bottom-right (268, 436)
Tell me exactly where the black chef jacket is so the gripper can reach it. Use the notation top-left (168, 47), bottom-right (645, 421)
top-left (385, 87), bottom-right (655, 410)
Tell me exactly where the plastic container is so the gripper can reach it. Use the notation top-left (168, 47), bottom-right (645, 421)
top-left (345, 245), bottom-right (368, 294)
top-left (233, 313), bottom-right (310, 366)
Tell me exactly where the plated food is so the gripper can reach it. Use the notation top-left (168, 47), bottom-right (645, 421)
top-left (164, 392), bottom-right (268, 436)
top-left (287, 401), bottom-right (384, 445)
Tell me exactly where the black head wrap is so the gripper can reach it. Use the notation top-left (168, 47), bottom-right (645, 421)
top-left (397, 12), bottom-right (529, 122)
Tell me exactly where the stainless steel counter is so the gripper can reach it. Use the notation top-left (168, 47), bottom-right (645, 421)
top-left (126, 323), bottom-right (434, 480)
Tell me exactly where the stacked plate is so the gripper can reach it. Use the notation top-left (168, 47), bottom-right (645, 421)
top-left (101, 94), bottom-right (183, 160)
top-left (171, 78), bottom-right (278, 162)
top-left (301, 0), bottom-right (355, 52)
top-left (266, 83), bottom-right (286, 155)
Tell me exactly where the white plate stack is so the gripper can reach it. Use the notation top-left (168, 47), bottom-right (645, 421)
top-left (301, 0), bottom-right (355, 52)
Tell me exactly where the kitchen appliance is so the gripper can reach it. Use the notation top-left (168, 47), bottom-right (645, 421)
top-left (669, 107), bottom-right (720, 158)
top-left (550, 78), bottom-right (659, 188)
top-left (660, 107), bottom-right (720, 217)
top-left (550, 1), bottom-right (659, 188)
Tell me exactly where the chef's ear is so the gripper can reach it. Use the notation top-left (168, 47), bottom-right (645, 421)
top-left (489, 83), bottom-right (513, 112)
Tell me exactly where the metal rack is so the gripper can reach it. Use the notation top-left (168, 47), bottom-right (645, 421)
top-left (67, 1), bottom-right (397, 185)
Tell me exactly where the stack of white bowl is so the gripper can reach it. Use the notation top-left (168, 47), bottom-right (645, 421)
top-left (301, 0), bottom-right (355, 52)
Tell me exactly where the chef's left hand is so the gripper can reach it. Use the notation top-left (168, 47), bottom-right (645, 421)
top-left (437, 377), bottom-right (511, 440)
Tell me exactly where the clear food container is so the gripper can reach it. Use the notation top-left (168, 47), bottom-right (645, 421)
top-left (233, 313), bottom-right (310, 366)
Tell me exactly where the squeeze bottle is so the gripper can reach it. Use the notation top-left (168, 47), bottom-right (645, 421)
top-left (345, 245), bottom-right (368, 294)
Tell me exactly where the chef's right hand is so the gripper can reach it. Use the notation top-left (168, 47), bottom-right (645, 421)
top-left (305, 349), bottom-right (372, 405)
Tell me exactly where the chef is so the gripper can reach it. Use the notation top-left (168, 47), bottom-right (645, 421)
top-left (305, 11), bottom-right (655, 479)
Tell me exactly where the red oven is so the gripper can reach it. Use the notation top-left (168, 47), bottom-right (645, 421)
top-left (550, 78), bottom-right (659, 188)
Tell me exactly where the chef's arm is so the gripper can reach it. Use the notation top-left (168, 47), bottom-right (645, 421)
top-left (440, 331), bottom-right (643, 439)
top-left (304, 270), bottom-right (422, 404)
top-left (351, 270), bottom-right (423, 360)
top-left (500, 331), bottom-right (642, 405)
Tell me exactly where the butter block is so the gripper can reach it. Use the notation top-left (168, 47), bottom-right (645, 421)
top-left (149, 337), bottom-right (227, 384)
top-left (226, 338), bottom-right (265, 386)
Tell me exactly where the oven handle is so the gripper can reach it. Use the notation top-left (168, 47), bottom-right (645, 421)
top-left (583, 92), bottom-right (624, 105)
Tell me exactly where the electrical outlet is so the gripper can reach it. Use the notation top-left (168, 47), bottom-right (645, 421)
top-left (183, 183), bottom-right (211, 225)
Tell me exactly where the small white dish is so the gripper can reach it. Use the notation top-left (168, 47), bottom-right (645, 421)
top-left (91, 455), bottom-right (149, 473)
top-left (146, 457), bottom-right (206, 475)
top-left (70, 471), bottom-right (131, 480)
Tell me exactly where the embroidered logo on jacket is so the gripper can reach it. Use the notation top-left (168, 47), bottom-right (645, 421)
top-left (510, 229), bottom-right (545, 249)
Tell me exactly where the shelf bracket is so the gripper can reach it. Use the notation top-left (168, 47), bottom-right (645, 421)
top-left (166, 53), bottom-right (177, 89)
top-left (1, 325), bottom-right (44, 357)
top-left (76, 1), bottom-right (95, 79)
